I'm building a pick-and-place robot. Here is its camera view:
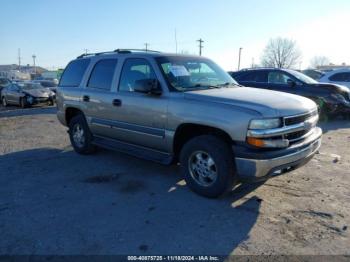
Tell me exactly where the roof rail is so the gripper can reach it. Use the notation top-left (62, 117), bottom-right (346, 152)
top-left (77, 49), bottom-right (161, 59)
top-left (239, 67), bottom-right (278, 71)
top-left (114, 49), bottom-right (161, 53)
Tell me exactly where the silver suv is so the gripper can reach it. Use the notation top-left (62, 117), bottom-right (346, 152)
top-left (57, 49), bottom-right (322, 198)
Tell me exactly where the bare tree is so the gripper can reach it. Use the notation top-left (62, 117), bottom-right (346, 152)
top-left (310, 56), bottom-right (330, 68)
top-left (261, 37), bottom-right (302, 69)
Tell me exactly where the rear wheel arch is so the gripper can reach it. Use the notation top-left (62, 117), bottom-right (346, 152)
top-left (65, 107), bottom-right (85, 126)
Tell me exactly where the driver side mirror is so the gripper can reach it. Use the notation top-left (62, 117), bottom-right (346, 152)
top-left (134, 79), bottom-right (162, 95)
top-left (287, 79), bottom-right (296, 87)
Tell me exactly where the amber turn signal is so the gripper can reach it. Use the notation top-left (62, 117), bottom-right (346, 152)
top-left (247, 137), bottom-right (265, 147)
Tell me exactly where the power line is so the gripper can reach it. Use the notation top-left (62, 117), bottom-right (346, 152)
top-left (197, 38), bottom-right (204, 56)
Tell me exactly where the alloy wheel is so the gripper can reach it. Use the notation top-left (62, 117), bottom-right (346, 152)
top-left (188, 150), bottom-right (218, 187)
top-left (72, 124), bottom-right (85, 148)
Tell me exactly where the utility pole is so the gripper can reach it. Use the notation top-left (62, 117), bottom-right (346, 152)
top-left (197, 38), bottom-right (204, 56)
top-left (84, 49), bottom-right (89, 55)
top-left (238, 47), bottom-right (243, 70)
top-left (32, 55), bottom-right (36, 74)
top-left (144, 43), bottom-right (149, 51)
top-left (175, 29), bottom-right (178, 54)
top-left (18, 48), bottom-right (21, 70)
top-left (251, 57), bottom-right (254, 68)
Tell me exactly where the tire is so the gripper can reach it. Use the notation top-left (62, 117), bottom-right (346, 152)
top-left (1, 97), bottom-right (7, 107)
top-left (19, 97), bottom-right (26, 108)
top-left (68, 114), bottom-right (96, 154)
top-left (179, 135), bottom-right (236, 198)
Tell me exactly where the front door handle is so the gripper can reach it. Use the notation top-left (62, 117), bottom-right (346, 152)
top-left (112, 99), bottom-right (122, 107)
top-left (83, 95), bottom-right (90, 102)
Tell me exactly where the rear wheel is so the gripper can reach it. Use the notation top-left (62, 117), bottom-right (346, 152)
top-left (180, 135), bottom-right (236, 198)
top-left (68, 114), bottom-right (96, 154)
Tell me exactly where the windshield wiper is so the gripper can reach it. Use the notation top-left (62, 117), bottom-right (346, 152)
top-left (185, 84), bottom-right (223, 90)
top-left (221, 82), bottom-right (242, 87)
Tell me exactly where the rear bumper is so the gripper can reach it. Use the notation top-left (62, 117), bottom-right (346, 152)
top-left (234, 127), bottom-right (322, 181)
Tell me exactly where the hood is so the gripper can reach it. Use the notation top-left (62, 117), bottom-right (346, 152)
top-left (23, 88), bottom-right (54, 98)
top-left (184, 87), bottom-right (317, 117)
top-left (310, 82), bottom-right (350, 93)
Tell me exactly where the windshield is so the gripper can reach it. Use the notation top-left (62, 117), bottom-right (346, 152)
top-left (156, 56), bottom-right (238, 91)
top-left (286, 70), bottom-right (318, 84)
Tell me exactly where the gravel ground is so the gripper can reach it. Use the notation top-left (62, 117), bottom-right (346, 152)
top-left (0, 106), bottom-right (349, 255)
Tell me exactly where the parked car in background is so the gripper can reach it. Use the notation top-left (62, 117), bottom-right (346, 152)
top-left (57, 50), bottom-right (322, 198)
top-left (302, 69), bottom-right (325, 81)
top-left (1, 82), bottom-right (56, 108)
top-left (230, 68), bottom-right (350, 117)
top-left (33, 79), bottom-right (58, 93)
top-left (0, 77), bottom-right (11, 97)
top-left (318, 68), bottom-right (350, 89)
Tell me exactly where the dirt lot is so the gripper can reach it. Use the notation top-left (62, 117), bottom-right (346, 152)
top-left (0, 106), bottom-right (349, 255)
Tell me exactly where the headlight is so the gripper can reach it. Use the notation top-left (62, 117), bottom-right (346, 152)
top-left (249, 118), bottom-right (281, 130)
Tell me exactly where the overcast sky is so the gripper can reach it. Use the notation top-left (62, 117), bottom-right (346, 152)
top-left (1, 0), bottom-right (349, 70)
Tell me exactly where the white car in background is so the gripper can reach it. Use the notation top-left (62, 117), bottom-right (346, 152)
top-left (318, 68), bottom-right (350, 90)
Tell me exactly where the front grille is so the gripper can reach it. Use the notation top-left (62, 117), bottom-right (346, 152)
top-left (284, 130), bottom-right (308, 142)
top-left (284, 110), bottom-right (317, 126)
top-left (283, 110), bottom-right (318, 144)
top-left (35, 97), bottom-right (49, 102)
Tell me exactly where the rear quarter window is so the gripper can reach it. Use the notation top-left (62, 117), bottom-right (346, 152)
top-left (59, 59), bottom-right (90, 87)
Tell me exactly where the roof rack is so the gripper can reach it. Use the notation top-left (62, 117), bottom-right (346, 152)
top-left (239, 67), bottom-right (278, 71)
top-left (77, 49), bottom-right (161, 59)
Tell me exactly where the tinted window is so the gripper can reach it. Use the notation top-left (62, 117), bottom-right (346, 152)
top-left (268, 72), bottom-right (293, 84)
top-left (87, 59), bottom-right (118, 90)
top-left (59, 59), bottom-right (90, 87)
top-left (329, 72), bottom-right (350, 82)
top-left (239, 71), bottom-right (267, 82)
top-left (119, 58), bottom-right (156, 92)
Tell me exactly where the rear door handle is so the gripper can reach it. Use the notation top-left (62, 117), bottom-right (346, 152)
top-left (112, 99), bottom-right (122, 107)
top-left (83, 95), bottom-right (90, 102)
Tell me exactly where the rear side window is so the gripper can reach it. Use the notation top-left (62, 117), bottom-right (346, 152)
top-left (59, 59), bottom-right (90, 87)
top-left (87, 59), bottom-right (118, 90)
top-left (329, 72), bottom-right (350, 82)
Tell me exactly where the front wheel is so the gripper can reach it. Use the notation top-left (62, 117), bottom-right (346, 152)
top-left (180, 135), bottom-right (236, 198)
top-left (68, 114), bottom-right (96, 154)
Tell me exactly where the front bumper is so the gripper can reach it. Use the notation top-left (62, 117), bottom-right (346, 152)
top-left (234, 127), bottom-right (322, 181)
top-left (27, 96), bottom-right (55, 106)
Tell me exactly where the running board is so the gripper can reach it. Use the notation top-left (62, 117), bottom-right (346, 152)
top-left (92, 136), bottom-right (173, 165)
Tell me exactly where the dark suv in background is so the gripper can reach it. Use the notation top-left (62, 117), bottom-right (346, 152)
top-left (230, 68), bottom-right (350, 117)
